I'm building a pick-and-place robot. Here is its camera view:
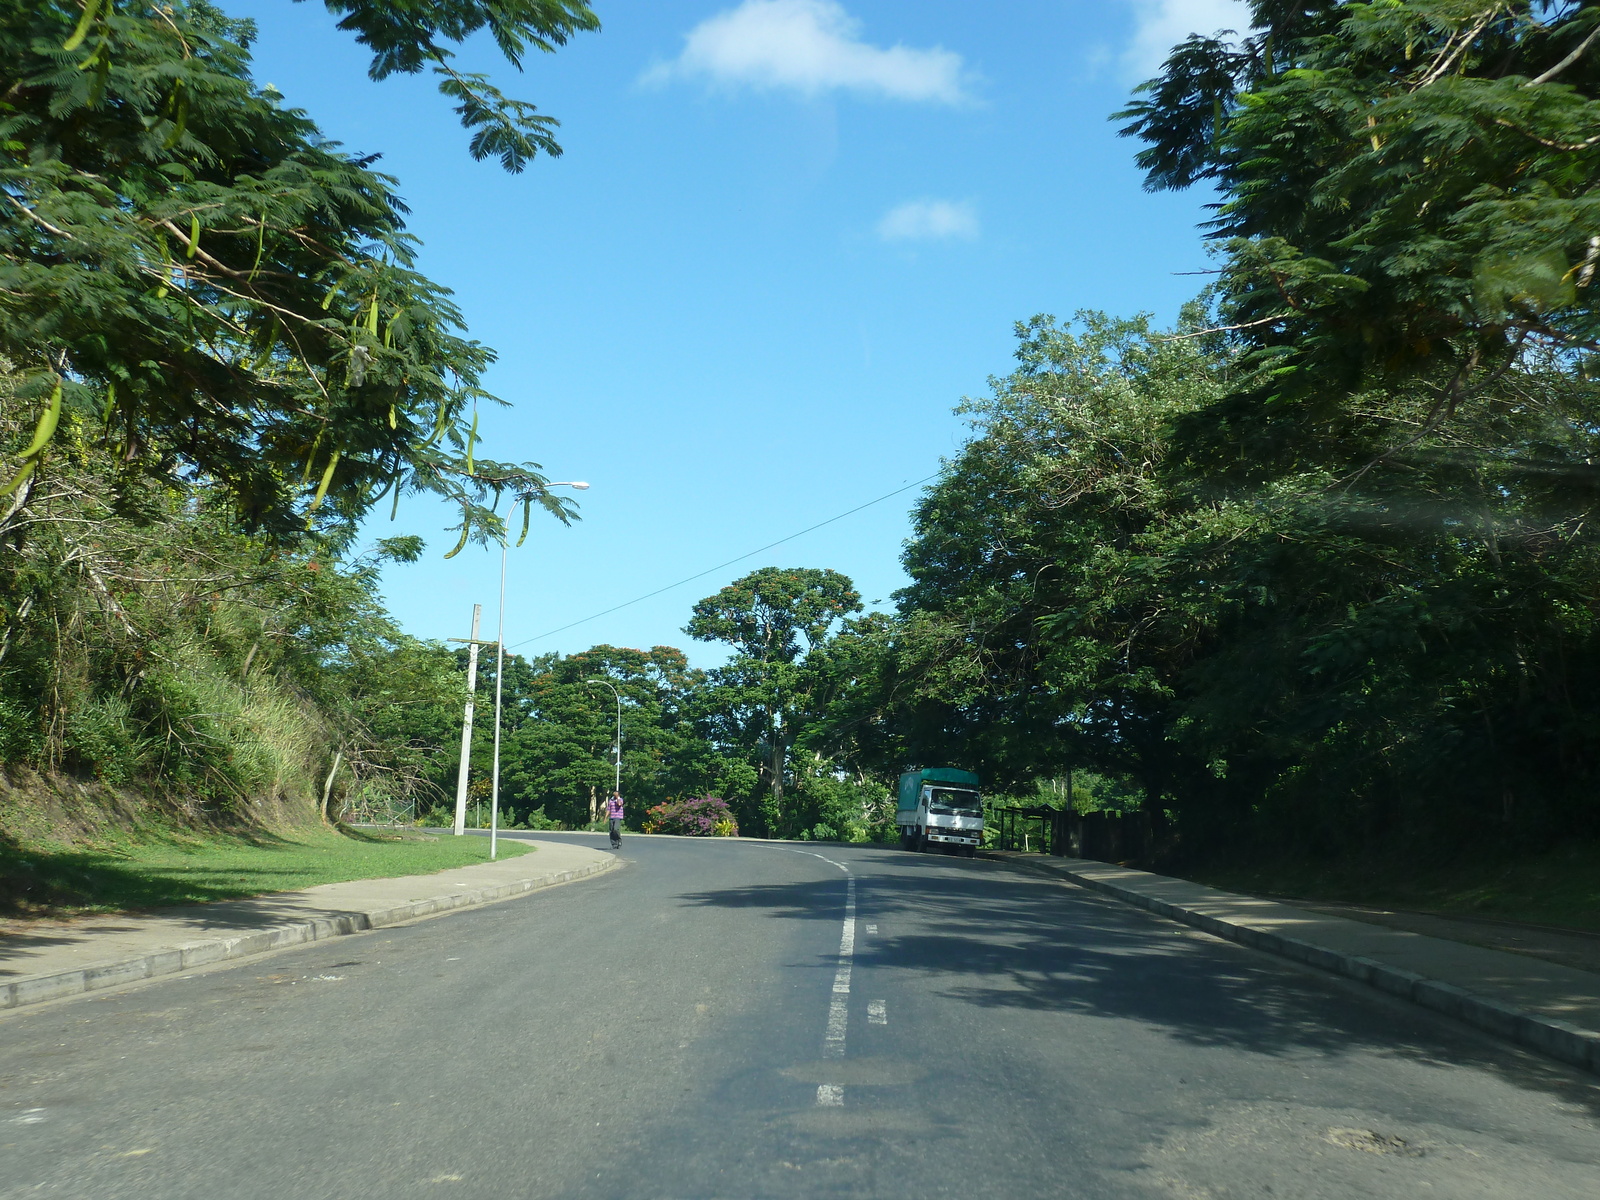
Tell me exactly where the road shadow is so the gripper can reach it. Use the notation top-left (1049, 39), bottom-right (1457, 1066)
top-left (674, 854), bottom-right (1600, 1115)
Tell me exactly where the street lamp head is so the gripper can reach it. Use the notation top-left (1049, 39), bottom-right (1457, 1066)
top-left (517, 481), bottom-right (589, 502)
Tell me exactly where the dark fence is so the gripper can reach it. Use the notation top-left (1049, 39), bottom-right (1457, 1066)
top-left (990, 806), bottom-right (1150, 863)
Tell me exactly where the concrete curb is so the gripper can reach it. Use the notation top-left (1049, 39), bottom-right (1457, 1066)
top-left (0, 856), bottom-right (615, 1013)
top-left (992, 853), bottom-right (1600, 1076)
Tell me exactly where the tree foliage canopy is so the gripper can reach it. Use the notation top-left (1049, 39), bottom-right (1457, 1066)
top-left (858, 296), bottom-right (1600, 856)
top-left (0, 3), bottom-right (594, 836)
top-left (814, 5), bottom-right (1600, 860)
top-left (313, 0), bottom-right (600, 172)
top-left (2, 1), bottom-right (577, 551)
top-left (1118, 0), bottom-right (1599, 424)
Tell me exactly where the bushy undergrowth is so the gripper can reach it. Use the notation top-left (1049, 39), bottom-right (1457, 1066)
top-left (643, 796), bottom-right (739, 837)
top-left (416, 803), bottom-right (564, 831)
top-left (0, 368), bottom-right (464, 833)
top-left (786, 769), bottom-right (896, 843)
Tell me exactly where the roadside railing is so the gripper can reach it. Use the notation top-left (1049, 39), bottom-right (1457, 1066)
top-left (338, 794), bottom-right (416, 827)
top-left (990, 807), bottom-right (1151, 862)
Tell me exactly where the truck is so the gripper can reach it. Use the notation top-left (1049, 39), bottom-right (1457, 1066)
top-left (896, 768), bottom-right (983, 856)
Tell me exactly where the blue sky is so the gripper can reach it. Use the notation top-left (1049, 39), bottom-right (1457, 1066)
top-left (231, 0), bottom-right (1248, 665)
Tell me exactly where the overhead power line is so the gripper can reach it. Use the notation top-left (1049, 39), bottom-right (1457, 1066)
top-left (507, 472), bottom-right (941, 651)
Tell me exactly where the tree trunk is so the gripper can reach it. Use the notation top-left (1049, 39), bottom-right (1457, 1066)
top-left (767, 699), bottom-right (786, 837)
top-left (770, 730), bottom-right (784, 832)
top-left (322, 749), bottom-right (345, 824)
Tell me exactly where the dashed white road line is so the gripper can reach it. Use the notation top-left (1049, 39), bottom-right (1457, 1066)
top-left (781, 850), bottom-right (857, 1105)
top-left (823, 874), bottom-right (856, 1060)
top-left (868, 999), bottom-right (887, 1025)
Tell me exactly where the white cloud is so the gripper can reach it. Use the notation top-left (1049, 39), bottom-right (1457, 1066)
top-left (877, 199), bottom-right (978, 243)
top-left (644, 0), bottom-right (970, 104)
top-left (1124, 0), bottom-right (1253, 78)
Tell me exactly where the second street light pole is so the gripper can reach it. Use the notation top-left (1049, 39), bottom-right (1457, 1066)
top-left (490, 531), bottom-right (508, 860)
top-left (489, 482), bottom-right (589, 860)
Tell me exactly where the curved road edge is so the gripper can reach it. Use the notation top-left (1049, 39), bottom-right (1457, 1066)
top-left (0, 840), bottom-right (617, 1014)
top-left (986, 850), bottom-right (1600, 1076)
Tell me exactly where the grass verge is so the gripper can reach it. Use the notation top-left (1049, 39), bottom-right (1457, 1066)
top-left (1188, 839), bottom-right (1600, 932)
top-left (0, 826), bottom-right (532, 919)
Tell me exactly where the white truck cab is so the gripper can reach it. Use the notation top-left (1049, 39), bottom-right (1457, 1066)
top-left (897, 768), bottom-right (982, 857)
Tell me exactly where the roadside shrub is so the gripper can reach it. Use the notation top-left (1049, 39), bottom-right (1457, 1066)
top-left (62, 696), bottom-right (146, 784)
top-left (790, 769), bottom-right (894, 842)
top-left (644, 796), bottom-right (739, 837)
top-left (417, 803), bottom-right (454, 828)
top-left (0, 694), bottom-right (42, 762)
top-left (497, 808), bottom-right (562, 831)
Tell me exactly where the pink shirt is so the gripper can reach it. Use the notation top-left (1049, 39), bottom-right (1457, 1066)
top-left (605, 796), bottom-right (624, 820)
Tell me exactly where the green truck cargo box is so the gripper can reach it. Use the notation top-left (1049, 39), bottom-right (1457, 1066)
top-left (897, 767), bottom-right (981, 814)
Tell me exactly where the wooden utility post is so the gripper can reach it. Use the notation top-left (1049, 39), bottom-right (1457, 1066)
top-left (447, 605), bottom-right (493, 836)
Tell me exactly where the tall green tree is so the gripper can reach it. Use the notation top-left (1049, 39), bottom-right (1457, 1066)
top-left (686, 567), bottom-right (862, 835)
top-left (0, 1), bottom-right (599, 828)
top-left (806, 2), bottom-right (1600, 860)
top-left (875, 313), bottom-right (1230, 806)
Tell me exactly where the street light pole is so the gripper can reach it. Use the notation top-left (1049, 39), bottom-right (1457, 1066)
top-left (489, 482), bottom-right (589, 860)
top-left (447, 604), bottom-right (484, 836)
top-left (586, 678), bottom-right (623, 804)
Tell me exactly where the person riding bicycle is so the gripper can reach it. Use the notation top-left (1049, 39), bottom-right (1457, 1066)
top-left (605, 791), bottom-right (624, 849)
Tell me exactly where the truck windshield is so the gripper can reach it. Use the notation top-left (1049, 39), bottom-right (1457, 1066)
top-left (928, 788), bottom-right (981, 814)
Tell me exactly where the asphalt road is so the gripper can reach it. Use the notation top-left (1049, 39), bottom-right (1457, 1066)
top-left (3, 834), bottom-right (1599, 1199)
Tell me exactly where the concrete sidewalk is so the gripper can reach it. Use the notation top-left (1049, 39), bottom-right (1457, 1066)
top-left (0, 839), bottom-right (615, 1012)
top-left (991, 853), bottom-right (1600, 1075)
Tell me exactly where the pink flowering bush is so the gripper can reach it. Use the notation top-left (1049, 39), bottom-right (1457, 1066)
top-left (643, 796), bottom-right (739, 837)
